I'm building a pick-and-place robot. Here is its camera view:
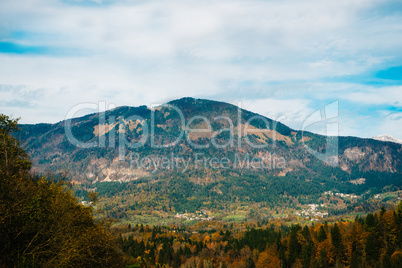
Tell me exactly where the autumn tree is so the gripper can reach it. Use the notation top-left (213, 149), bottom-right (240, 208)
top-left (0, 114), bottom-right (124, 267)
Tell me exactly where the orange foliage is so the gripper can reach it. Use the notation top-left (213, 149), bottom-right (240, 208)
top-left (257, 246), bottom-right (280, 268)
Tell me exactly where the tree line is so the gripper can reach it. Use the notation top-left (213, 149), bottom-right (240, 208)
top-left (118, 204), bottom-right (402, 267)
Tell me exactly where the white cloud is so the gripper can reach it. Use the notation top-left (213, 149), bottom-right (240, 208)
top-left (240, 98), bottom-right (313, 131)
top-left (343, 86), bottom-right (402, 105)
top-left (0, 0), bottom-right (401, 139)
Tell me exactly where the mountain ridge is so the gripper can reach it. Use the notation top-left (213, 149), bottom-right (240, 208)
top-left (19, 97), bottom-right (398, 142)
top-left (17, 97), bottom-right (401, 178)
top-left (372, 134), bottom-right (402, 144)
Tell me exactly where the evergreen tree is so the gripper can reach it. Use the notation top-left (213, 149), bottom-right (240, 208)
top-left (350, 241), bottom-right (362, 268)
top-left (365, 233), bottom-right (380, 267)
top-left (331, 223), bottom-right (344, 264)
top-left (317, 226), bottom-right (327, 242)
top-left (288, 225), bottom-right (302, 266)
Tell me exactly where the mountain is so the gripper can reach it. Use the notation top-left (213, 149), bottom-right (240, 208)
top-left (16, 97), bottom-right (402, 221)
top-left (372, 134), bottom-right (402, 144)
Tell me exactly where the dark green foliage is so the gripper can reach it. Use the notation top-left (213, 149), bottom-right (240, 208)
top-left (331, 223), bottom-right (344, 264)
top-left (365, 233), bottom-right (381, 266)
top-left (301, 225), bottom-right (313, 267)
top-left (317, 225), bottom-right (327, 242)
top-left (0, 114), bottom-right (124, 267)
top-left (241, 227), bottom-right (280, 251)
top-left (288, 225), bottom-right (302, 265)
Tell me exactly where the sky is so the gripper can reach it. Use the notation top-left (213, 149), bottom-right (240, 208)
top-left (0, 0), bottom-right (401, 139)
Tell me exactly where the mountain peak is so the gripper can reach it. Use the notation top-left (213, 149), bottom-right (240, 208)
top-left (372, 134), bottom-right (402, 144)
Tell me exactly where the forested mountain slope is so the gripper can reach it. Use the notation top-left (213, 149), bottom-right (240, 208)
top-left (16, 98), bottom-right (402, 216)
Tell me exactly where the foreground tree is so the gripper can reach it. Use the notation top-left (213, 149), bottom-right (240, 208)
top-left (0, 114), bottom-right (123, 267)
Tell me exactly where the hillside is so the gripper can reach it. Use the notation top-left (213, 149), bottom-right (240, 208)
top-left (16, 97), bottom-right (402, 223)
top-left (1, 114), bottom-right (123, 267)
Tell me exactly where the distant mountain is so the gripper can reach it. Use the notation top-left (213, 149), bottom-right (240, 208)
top-left (15, 97), bottom-right (402, 215)
top-left (372, 134), bottom-right (402, 144)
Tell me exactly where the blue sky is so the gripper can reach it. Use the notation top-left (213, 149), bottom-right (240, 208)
top-left (0, 0), bottom-right (401, 139)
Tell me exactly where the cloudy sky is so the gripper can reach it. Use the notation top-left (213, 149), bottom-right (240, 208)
top-left (0, 0), bottom-right (401, 139)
